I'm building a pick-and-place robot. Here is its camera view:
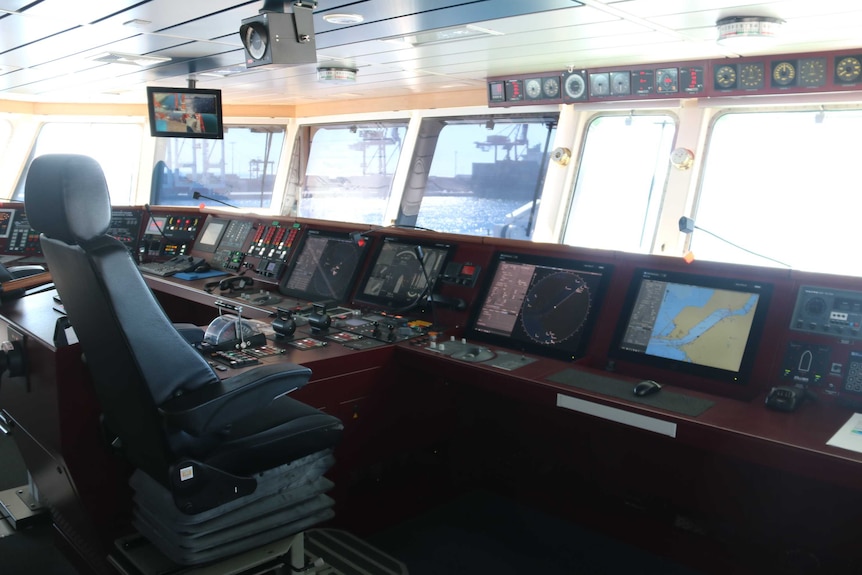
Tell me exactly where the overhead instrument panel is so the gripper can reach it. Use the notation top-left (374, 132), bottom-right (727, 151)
top-left (488, 48), bottom-right (862, 107)
top-left (790, 285), bottom-right (862, 341)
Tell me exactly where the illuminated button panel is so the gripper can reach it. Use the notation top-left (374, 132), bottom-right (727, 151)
top-left (790, 285), bottom-right (862, 340)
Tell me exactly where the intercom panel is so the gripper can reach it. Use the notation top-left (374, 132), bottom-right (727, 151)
top-left (790, 285), bottom-right (862, 341)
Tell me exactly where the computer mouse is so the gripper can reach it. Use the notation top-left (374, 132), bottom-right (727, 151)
top-left (194, 262), bottom-right (211, 273)
top-left (633, 379), bottom-right (662, 397)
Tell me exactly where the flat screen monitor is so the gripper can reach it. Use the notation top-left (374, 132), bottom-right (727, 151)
top-left (193, 217), bottom-right (229, 253)
top-left (146, 86), bottom-right (224, 139)
top-left (353, 236), bottom-right (454, 311)
top-left (465, 251), bottom-right (612, 360)
top-left (279, 229), bottom-right (369, 304)
top-left (610, 268), bottom-right (772, 384)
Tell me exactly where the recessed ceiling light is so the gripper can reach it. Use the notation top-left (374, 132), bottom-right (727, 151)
top-left (89, 52), bottom-right (171, 66)
top-left (123, 19), bottom-right (151, 28)
top-left (385, 24), bottom-right (503, 47)
top-left (322, 13), bottom-right (364, 25)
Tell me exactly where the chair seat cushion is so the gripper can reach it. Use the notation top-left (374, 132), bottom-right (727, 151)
top-left (173, 393), bottom-right (343, 476)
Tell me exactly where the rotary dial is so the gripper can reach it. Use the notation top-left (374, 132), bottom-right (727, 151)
top-left (610, 71), bottom-right (631, 96)
top-left (589, 73), bottom-right (609, 97)
top-left (563, 72), bottom-right (586, 100)
top-left (739, 63), bottom-right (764, 89)
top-left (798, 58), bottom-right (827, 88)
top-left (771, 61), bottom-right (796, 87)
top-left (836, 56), bottom-right (862, 83)
top-left (542, 77), bottom-right (560, 98)
top-left (714, 64), bottom-right (737, 90)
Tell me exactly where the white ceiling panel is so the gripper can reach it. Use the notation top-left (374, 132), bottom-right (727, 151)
top-left (0, 0), bottom-right (861, 104)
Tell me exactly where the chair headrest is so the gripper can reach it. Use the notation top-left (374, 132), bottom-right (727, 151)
top-left (24, 154), bottom-right (112, 244)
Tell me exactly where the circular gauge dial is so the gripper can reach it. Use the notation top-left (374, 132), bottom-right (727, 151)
top-left (244, 24), bottom-right (269, 60)
top-left (610, 71), bottom-right (631, 96)
top-left (714, 65), bottom-right (737, 90)
top-left (739, 63), bottom-right (764, 89)
top-left (771, 61), bottom-right (796, 87)
top-left (542, 77), bottom-right (560, 98)
top-left (525, 78), bottom-right (542, 99)
top-left (563, 72), bottom-right (586, 100)
top-left (836, 56), bottom-right (862, 83)
top-left (519, 271), bottom-right (592, 345)
top-left (589, 73), bottom-right (609, 97)
top-left (799, 58), bottom-right (827, 87)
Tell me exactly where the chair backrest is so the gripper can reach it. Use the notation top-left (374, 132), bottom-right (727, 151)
top-left (24, 154), bottom-right (220, 482)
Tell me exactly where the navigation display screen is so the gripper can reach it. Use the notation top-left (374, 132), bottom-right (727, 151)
top-left (465, 251), bottom-right (612, 360)
top-left (611, 268), bottom-right (772, 383)
top-left (279, 229), bottom-right (369, 303)
top-left (353, 236), bottom-right (454, 311)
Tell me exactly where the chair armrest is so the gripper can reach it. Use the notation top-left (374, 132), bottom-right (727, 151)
top-left (158, 362), bottom-right (312, 436)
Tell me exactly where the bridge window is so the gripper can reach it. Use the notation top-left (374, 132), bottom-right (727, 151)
top-left (406, 115), bottom-right (557, 239)
top-left (293, 121), bottom-right (408, 224)
top-left (0, 119), bottom-right (10, 155)
top-left (696, 109), bottom-right (862, 275)
top-left (14, 122), bottom-right (143, 204)
top-left (563, 113), bottom-right (676, 252)
top-left (151, 125), bottom-right (284, 209)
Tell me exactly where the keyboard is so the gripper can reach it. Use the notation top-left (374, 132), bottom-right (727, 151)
top-left (139, 256), bottom-right (205, 277)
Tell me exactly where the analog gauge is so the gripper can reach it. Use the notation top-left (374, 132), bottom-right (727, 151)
top-left (589, 72), bottom-right (610, 97)
top-left (798, 57), bottom-right (827, 88)
top-left (563, 71), bottom-right (587, 101)
top-left (243, 23), bottom-right (269, 60)
top-left (835, 55), bottom-right (862, 84)
top-left (739, 63), bottom-right (765, 90)
top-left (610, 71), bottom-right (631, 96)
top-left (714, 64), bottom-right (737, 90)
top-left (771, 61), bottom-right (796, 87)
top-left (525, 78), bottom-right (542, 99)
top-left (655, 68), bottom-right (679, 94)
top-left (670, 147), bottom-right (694, 170)
top-left (542, 76), bottom-right (560, 98)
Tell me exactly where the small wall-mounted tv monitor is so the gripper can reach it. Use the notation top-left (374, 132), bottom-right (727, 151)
top-left (465, 251), bottom-right (613, 360)
top-left (610, 268), bottom-right (773, 384)
top-left (279, 229), bottom-right (370, 304)
top-left (146, 86), bottom-right (224, 139)
top-left (353, 236), bottom-right (454, 311)
top-left (193, 217), bottom-right (229, 253)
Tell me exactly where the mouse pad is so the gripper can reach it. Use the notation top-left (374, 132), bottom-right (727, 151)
top-left (174, 270), bottom-right (229, 281)
top-left (546, 369), bottom-right (714, 417)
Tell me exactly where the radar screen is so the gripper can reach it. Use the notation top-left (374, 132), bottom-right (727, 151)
top-left (465, 251), bottom-right (612, 360)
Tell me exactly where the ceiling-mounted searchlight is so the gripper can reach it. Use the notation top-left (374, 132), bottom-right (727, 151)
top-left (239, 1), bottom-right (318, 68)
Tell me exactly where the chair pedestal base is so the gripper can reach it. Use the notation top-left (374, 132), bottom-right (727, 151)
top-left (109, 529), bottom-right (408, 575)
top-left (0, 484), bottom-right (48, 531)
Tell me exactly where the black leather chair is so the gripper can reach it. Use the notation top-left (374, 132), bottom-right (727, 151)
top-left (24, 154), bottom-right (343, 569)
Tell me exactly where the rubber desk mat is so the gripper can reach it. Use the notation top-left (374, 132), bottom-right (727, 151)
top-left (547, 369), bottom-right (714, 417)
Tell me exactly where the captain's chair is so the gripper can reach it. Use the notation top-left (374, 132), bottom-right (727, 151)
top-left (24, 154), bottom-right (343, 568)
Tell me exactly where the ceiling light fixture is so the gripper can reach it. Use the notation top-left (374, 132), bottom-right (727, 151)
top-left (89, 52), bottom-right (171, 66)
top-left (322, 13), bottom-right (363, 25)
top-left (386, 24), bottom-right (503, 47)
top-left (716, 16), bottom-right (784, 47)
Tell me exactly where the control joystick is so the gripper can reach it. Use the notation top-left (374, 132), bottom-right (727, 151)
top-left (272, 308), bottom-right (297, 339)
